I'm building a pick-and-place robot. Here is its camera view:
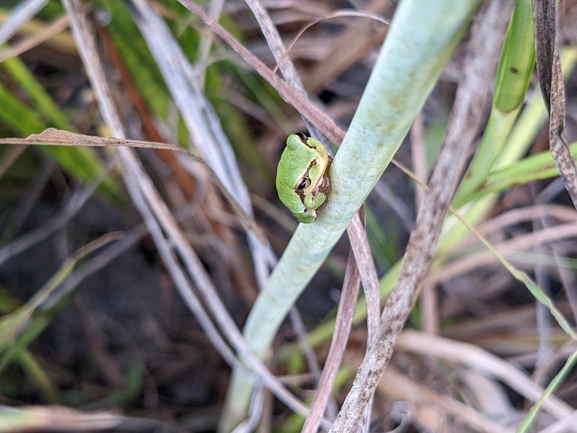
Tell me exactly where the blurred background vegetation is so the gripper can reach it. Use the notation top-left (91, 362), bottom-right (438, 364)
top-left (1, 0), bottom-right (577, 432)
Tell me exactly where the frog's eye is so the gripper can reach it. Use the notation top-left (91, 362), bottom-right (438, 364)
top-left (297, 178), bottom-right (310, 190)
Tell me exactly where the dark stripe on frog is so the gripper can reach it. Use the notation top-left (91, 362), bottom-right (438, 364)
top-left (295, 159), bottom-right (320, 202)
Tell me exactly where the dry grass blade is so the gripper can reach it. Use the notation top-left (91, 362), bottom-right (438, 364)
top-left (378, 366), bottom-right (514, 433)
top-left (347, 213), bottom-right (381, 346)
top-left (273, 9), bottom-right (389, 77)
top-left (532, 0), bottom-right (577, 208)
top-left (127, 0), bottom-right (257, 218)
top-left (0, 405), bottom-right (187, 433)
top-left (301, 224), bottom-right (362, 433)
top-left (540, 411), bottom-right (577, 433)
top-left (472, 204), bottom-right (577, 235)
top-left (0, 128), bottom-right (184, 150)
top-left (90, 1), bottom-right (270, 296)
top-left (328, 1), bottom-right (512, 430)
top-left (0, 14), bottom-right (70, 62)
top-left (306, 0), bottom-right (391, 93)
top-left (0, 406), bottom-right (124, 432)
top-left (429, 222), bottom-right (577, 285)
top-left (0, 129), bottom-right (266, 244)
top-left (345, 213), bottom-right (380, 433)
top-left (177, 0), bottom-right (346, 145)
top-left (93, 19), bottom-right (204, 204)
top-left (396, 330), bottom-right (574, 419)
top-left (244, 0), bottom-right (329, 145)
top-left (195, 0), bottom-right (224, 87)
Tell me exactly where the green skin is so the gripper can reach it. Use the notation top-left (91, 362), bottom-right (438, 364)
top-left (276, 133), bottom-right (332, 223)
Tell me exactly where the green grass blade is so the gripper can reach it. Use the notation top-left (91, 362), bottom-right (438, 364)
top-left (516, 350), bottom-right (577, 432)
top-left (453, 0), bottom-right (534, 206)
top-left (2, 55), bottom-right (74, 130)
top-left (469, 140), bottom-right (577, 199)
top-left (492, 0), bottom-right (535, 113)
top-left (440, 46), bottom-right (577, 249)
top-left (18, 349), bottom-right (59, 403)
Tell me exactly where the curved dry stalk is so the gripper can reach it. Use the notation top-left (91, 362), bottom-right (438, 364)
top-left (429, 222), bottom-right (577, 286)
top-left (0, 14), bottom-right (70, 62)
top-left (396, 330), bottom-right (574, 419)
top-left (272, 10), bottom-right (389, 76)
top-left (451, 204), bottom-right (577, 250)
top-left (329, 1), bottom-right (510, 430)
top-left (378, 366), bottom-right (514, 433)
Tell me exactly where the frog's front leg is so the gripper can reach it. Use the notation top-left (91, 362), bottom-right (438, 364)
top-left (304, 192), bottom-right (327, 211)
top-left (295, 211), bottom-right (316, 224)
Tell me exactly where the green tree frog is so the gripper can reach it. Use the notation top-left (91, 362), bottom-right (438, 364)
top-left (276, 133), bottom-right (332, 223)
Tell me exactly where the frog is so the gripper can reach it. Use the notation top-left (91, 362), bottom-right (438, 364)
top-left (275, 133), bottom-right (332, 223)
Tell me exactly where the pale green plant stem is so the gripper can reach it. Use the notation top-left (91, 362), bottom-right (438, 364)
top-left (219, 1), bottom-right (482, 430)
